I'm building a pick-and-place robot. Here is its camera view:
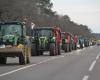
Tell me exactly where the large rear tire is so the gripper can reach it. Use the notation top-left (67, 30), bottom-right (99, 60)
top-left (74, 44), bottom-right (77, 50)
top-left (31, 44), bottom-right (38, 56)
top-left (69, 44), bottom-right (72, 52)
top-left (19, 46), bottom-right (27, 65)
top-left (27, 47), bottom-right (31, 64)
top-left (19, 55), bottom-right (26, 65)
top-left (58, 44), bottom-right (61, 55)
top-left (50, 43), bottom-right (56, 56)
top-left (64, 44), bottom-right (69, 52)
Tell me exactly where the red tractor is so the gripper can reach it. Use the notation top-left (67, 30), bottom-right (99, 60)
top-left (73, 35), bottom-right (78, 50)
top-left (61, 32), bottom-right (73, 52)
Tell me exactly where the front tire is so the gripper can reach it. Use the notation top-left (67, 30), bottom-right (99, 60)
top-left (50, 43), bottom-right (56, 56)
top-left (69, 44), bottom-right (72, 52)
top-left (31, 44), bottom-right (38, 56)
top-left (58, 44), bottom-right (61, 55)
top-left (19, 55), bottom-right (26, 65)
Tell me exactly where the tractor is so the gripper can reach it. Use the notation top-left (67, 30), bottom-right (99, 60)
top-left (61, 32), bottom-right (74, 52)
top-left (31, 27), bottom-right (62, 56)
top-left (77, 36), bottom-right (85, 48)
top-left (0, 22), bottom-right (31, 65)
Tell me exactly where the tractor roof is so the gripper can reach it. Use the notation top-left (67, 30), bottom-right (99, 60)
top-left (61, 32), bottom-right (73, 37)
top-left (34, 27), bottom-right (53, 30)
top-left (0, 21), bottom-right (23, 25)
top-left (34, 27), bottom-right (60, 30)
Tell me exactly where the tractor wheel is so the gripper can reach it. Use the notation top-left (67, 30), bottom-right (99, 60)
top-left (69, 44), bottom-right (72, 52)
top-left (0, 57), bottom-right (7, 64)
top-left (80, 44), bottom-right (83, 48)
top-left (19, 54), bottom-right (27, 65)
top-left (27, 48), bottom-right (31, 64)
top-left (74, 44), bottom-right (77, 50)
top-left (31, 44), bottom-right (38, 56)
top-left (58, 44), bottom-right (61, 55)
top-left (64, 44), bottom-right (68, 52)
top-left (19, 46), bottom-right (27, 65)
top-left (50, 43), bottom-right (56, 56)
top-left (67, 44), bottom-right (70, 52)
top-left (72, 44), bottom-right (75, 50)
top-left (27, 58), bottom-right (29, 64)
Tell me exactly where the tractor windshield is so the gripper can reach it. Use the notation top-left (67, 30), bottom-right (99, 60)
top-left (0, 24), bottom-right (22, 36)
top-left (34, 29), bottom-right (53, 37)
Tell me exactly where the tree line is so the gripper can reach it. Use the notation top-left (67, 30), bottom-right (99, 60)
top-left (0, 0), bottom-right (93, 37)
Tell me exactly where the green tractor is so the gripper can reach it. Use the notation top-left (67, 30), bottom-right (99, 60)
top-left (31, 27), bottom-right (62, 56)
top-left (61, 32), bottom-right (72, 52)
top-left (0, 22), bottom-right (31, 65)
top-left (84, 38), bottom-right (90, 47)
top-left (77, 36), bottom-right (85, 48)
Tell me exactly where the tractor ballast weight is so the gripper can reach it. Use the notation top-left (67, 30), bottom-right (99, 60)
top-left (31, 27), bottom-right (62, 56)
top-left (0, 22), bottom-right (31, 65)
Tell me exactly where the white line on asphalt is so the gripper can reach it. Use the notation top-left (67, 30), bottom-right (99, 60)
top-left (89, 60), bottom-right (96, 71)
top-left (0, 58), bottom-right (54, 77)
top-left (37, 59), bottom-right (51, 64)
top-left (82, 75), bottom-right (89, 80)
top-left (0, 64), bottom-right (37, 77)
top-left (96, 55), bottom-right (99, 60)
top-left (0, 55), bottom-right (67, 77)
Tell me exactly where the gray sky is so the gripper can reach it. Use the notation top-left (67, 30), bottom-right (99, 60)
top-left (51, 0), bottom-right (100, 33)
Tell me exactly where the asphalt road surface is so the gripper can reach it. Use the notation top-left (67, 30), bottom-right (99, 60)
top-left (0, 46), bottom-right (100, 80)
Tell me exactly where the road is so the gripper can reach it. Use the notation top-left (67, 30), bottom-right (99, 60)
top-left (0, 46), bottom-right (100, 80)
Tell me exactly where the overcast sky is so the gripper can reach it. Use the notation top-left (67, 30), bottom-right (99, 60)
top-left (51, 0), bottom-right (100, 33)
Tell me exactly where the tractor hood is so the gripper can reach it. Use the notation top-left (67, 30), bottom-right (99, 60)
top-left (2, 35), bottom-right (19, 45)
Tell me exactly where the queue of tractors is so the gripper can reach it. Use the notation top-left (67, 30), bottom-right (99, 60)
top-left (0, 21), bottom-right (96, 65)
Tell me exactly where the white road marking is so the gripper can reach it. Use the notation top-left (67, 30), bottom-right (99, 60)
top-left (96, 55), bottom-right (99, 60)
top-left (0, 58), bottom-right (53, 77)
top-left (37, 59), bottom-right (51, 64)
top-left (89, 60), bottom-right (96, 71)
top-left (82, 75), bottom-right (89, 80)
top-left (0, 54), bottom-right (67, 77)
top-left (0, 64), bottom-right (37, 77)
